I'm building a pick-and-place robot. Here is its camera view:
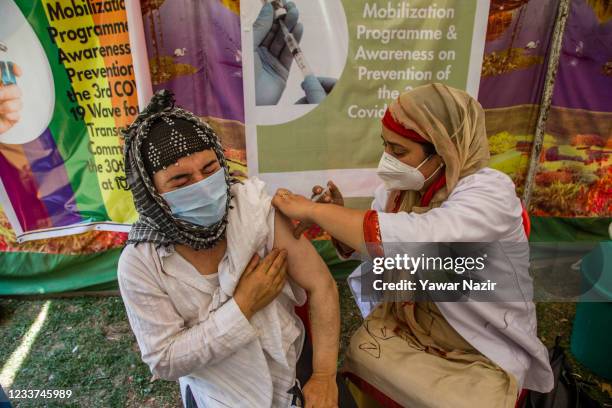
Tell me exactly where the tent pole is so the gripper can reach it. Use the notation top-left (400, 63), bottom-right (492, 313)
top-left (522, 0), bottom-right (571, 207)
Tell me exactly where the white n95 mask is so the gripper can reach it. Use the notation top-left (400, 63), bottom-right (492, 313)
top-left (376, 152), bottom-right (433, 191)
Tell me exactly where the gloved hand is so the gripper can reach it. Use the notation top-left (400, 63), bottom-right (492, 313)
top-left (296, 76), bottom-right (336, 104)
top-left (253, 1), bottom-right (303, 106)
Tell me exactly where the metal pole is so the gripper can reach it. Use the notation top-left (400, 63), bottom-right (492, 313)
top-left (522, 0), bottom-right (571, 207)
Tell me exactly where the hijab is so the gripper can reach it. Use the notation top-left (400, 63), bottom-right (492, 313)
top-left (385, 83), bottom-right (490, 214)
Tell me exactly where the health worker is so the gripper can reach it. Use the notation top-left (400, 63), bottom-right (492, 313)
top-left (272, 83), bottom-right (554, 407)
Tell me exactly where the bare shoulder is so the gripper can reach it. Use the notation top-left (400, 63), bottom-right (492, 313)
top-left (272, 209), bottom-right (303, 249)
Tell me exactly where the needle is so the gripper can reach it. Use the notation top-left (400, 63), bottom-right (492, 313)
top-left (262, 0), bottom-right (314, 78)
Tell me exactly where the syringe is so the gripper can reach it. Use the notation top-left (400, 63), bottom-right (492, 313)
top-left (264, 0), bottom-right (314, 77)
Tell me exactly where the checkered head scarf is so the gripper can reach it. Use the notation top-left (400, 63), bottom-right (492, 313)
top-left (122, 90), bottom-right (233, 250)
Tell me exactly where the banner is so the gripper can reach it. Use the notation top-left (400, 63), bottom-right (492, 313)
top-left (140, 0), bottom-right (246, 166)
top-left (0, 0), bottom-right (608, 295)
top-left (0, 0), bottom-right (249, 294)
top-left (241, 0), bottom-right (489, 200)
top-left (532, 0), bottom-right (612, 218)
top-left (478, 0), bottom-right (560, 191)
top-left (0, 0), bottom-right (143, 243)
top-left (475, 0), bottom-right (611, 241)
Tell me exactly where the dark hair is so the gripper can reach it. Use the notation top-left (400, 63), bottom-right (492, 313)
top-left (420, 142), bottom-right (436, 156)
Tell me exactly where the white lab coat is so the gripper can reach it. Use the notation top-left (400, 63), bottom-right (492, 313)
top-left (348, 167), bottom-right (554, 393)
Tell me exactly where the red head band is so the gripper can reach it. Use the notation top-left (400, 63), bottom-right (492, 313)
top-left (382, 108), bottom-right (427, 143)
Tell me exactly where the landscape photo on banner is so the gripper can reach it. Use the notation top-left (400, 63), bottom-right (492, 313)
top-left (0, 0), bottom-right (141, 244)
top-left (532, 0), bottom-right (612, 218)
top-left (478, 0), bottom-right (559, 195)
top-left (480, 0), bottom-right (611, 219)
top-left (241, 0), bottom-right (490, 203)
top-left (140, 0), bottom-right (246, 167)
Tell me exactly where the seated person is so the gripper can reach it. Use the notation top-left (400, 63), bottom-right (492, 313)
top-left (118, 91), bottom-right (348, 407)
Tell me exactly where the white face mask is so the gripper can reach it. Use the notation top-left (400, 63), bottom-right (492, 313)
top-left (376, 152), bottom-right (441, 191)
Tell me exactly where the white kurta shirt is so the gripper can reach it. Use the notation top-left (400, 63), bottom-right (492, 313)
top-left (118, 178), bottom-right (306, 407)
top-left (348, 167), bottom-right (554, 393)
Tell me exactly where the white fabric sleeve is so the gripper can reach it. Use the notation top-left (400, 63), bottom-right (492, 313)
top-left (371, 184), bottom-right (388, 212)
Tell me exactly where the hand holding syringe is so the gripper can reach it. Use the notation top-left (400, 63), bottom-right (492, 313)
top-left (267, 0), bottom-right (314, 77)
top-left (255, 0), bottom-right (328, 104)
top-left (293, 181), bottom-right (344, 238)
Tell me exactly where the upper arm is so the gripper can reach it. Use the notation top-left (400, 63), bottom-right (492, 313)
top-left (272, 211), bottom-right (334, 293)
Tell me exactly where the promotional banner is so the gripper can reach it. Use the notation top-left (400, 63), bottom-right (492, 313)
top-left (0, 0), bottom-right (141, 243)
top-left (532, 0), bottom-right (612, 218)
top-left (0, 0), bottom-right (249, 294)
top-left (475, 0), bottom-right (611, 241)
top-left (0, 0), bottom-right (608, 295)
top-left (140, 0), bottom-right (246, 166)
top-left (478, 0), bottom-right (560, 192)
top-left (241, 0), bottom-right (490, 200)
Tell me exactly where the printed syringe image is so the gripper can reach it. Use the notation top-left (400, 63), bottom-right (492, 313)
top-left (253, 0), bottom-right (337, 106)
top-left (0, 42), bottom-right (17, 86)
top-left (268, 0), bottom-right (314, 77)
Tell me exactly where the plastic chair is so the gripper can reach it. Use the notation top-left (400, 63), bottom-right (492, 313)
top-left (521, 201), bottom-right (531, 238)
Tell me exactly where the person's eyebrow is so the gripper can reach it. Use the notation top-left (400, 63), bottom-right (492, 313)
top-left (380, 134), bottom-right (403, 148)
top-left (167, 172), bottom-right (190, 181)
top-left (165, 158), bottom-right (217, 181)
top-left (201, 159), bottom-right (217, 169)
top-left (387, 140), bottom-right (405, 149)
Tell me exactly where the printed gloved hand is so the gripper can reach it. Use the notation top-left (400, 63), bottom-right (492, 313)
top-left (0, 62), bottom-right (22, 134)
top-left (296, 76), bottom-right (337, 104)
top-left (253, 1), bottom-right (303, 105)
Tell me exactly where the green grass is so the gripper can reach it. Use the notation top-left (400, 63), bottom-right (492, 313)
top-left (1, 287), bottom-right (611, 407)
top-left (0, 297), bottom-right (180, 407)
top-left (535, 302), bottom-right (612, 406)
